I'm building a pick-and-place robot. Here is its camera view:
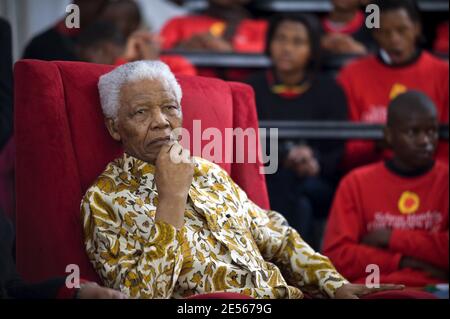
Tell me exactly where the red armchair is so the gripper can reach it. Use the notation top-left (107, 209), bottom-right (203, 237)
top-left (14, 60), bottom-right (269, 284)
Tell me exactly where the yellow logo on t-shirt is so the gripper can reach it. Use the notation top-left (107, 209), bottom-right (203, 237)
top-left (398, 191), bottom-right (420, 214)
top-left (210, 22), bottom-right (226, 37)
top-left (389, 83), bottom-right (408, 100)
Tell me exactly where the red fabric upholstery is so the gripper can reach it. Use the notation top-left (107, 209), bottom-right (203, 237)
top-left (14, 60), bottom-right (269, 284)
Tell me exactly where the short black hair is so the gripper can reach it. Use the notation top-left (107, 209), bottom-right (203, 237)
top-left (387, 90), bottom-right (437, 127)
top-left (372, 0), bottom-right (421, 23)
top-left (265, 13), bottom-right (322, 75)
top-left (77, 21), bottom-right (126, 49)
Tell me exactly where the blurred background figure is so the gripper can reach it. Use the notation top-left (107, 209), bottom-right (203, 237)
top-left (75, 0), bottom-right (196, 75)
top-left (23, 0), bottom-right (109, 61)
top-left (246, 14), bottom-right (348, 250)
top-left (76, 21), bottom-right (128, 65)
top-left (160, 0), bottom-right (267, 53)
top-left (136, 0), bottom-right (188, 33)
top-left (338, 0), bottom-right (449, 170)
top-left (321, 0), bottom-right (374, 54)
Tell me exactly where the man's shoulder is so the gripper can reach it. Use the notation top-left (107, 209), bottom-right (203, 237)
top-left (340, 162), bottom-right (384, 187)
top-left (340, 55), bottom-right (378, 74)
top-left (82, 158), bottom-right (124, 200)
top-left (193, 156), bottom-right (227, 175)
top-left (433, 160), bottom-right (449, 180)
top-left (421, 51), bottom-right (449, 68)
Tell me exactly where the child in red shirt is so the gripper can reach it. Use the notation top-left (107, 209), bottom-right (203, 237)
top-left (323, 91), bottom-right (449, 287)
top-left (338, 0), bottom-right (449, 168)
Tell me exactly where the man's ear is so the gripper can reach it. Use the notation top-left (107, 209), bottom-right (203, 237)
top-left (105, 118), bottom-right (121, 142)
top-left (415, 22), bottom-right (422, 38)
top-left (384, 126), bottom-right (392, 147)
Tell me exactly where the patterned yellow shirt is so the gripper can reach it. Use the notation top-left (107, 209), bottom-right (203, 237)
top-left (81, 153), bottom-right (349, 299)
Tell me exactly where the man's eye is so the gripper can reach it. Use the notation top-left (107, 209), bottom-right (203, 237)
top-left (165, 105), bottom-right (178, 110)
top-left (133, 109), bottom-right (147, 116)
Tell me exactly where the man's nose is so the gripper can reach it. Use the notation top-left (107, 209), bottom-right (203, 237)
top-left (388, 31), bottom-right (402, 47)
top-left (149, 110), bottom-right (170, 130)
top-left (417, 131), bottom-right (432, 145)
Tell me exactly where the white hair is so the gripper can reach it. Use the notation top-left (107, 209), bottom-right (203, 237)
top-left (98, 60), bottom-right (183, 118)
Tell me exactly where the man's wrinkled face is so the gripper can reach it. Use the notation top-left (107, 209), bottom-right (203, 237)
top-left (386, 109), bottom-right (439, 170)
top-left (373, 8), bottom-right (420, 65)
top-left (106, 79), bottom-right (182, 164)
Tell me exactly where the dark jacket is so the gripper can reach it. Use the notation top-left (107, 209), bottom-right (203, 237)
top-left (0, 210), bottom-right (67, 299)
top-left (0, 18), bottom-right (13, 151)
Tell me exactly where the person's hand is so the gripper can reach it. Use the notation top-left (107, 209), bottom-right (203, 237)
top-left (361, 229), bottom-right (392, 248)
top-left (77, 282), bottom-right (128, 299)
top-left (154, 142), bottom-right (194, 229)
top-left (178, 33), bottom-right (233, 52)
top-left (334, 283), bottom-right (405, 299)
top-left (286, 145), bottom-right (320, 177)
top-left (400, 256), bottom-right (449, 281)
top-left (322, 33), bottom-right (368, 55)
top-left (200, 34), bottom-right (233, 52)
top-left (124, 30), bottom-right (161, 61)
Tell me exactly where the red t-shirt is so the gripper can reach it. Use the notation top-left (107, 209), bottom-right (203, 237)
top-left (322, 11), bottom-right (365, 35)
top-left (323, 161), bottom-right (449, 287)
top-left (161, 15), bottom-right (267, 53)
top-left (338, 51), bottom-right (449, 168)
top-left (114, 55), bottom-right (197, 76)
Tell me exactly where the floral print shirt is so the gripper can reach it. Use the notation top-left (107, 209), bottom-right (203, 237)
top-left (81, 153), bottom-right (348, 299)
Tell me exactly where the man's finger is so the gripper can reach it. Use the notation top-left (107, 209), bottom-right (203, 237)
top-left (377, 284), bottom-right (405, 291)
top-left (363, 284), bottom-right (405, 294)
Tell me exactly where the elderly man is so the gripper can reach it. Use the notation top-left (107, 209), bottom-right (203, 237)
top-left (81, 61), bottom-right (402, 299)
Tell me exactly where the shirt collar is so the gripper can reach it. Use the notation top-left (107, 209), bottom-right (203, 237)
top-left (120, 152), bottom-right (156, 181)
top-left (384, 159), bottom-right (435, 178)
top-left (377, 48), bottom-right (422, 68)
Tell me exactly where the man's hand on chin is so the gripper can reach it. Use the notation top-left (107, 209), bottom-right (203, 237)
top-left (334, 283), bottom-right (405, 299)
top-left (154, 142), bottom-right (194, 229)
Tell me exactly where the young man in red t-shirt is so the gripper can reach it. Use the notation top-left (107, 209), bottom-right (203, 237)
top-left (323, 91), bottom-right (449, 287)
top-left (338, 0), bottom-right (449, 168)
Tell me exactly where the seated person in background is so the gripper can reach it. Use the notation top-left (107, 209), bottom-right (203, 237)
top-left (0, 208), bottom-right (126, 299)
top-left (76, 21), bottom-right (196, 75)
top-left (338, 0), bottom-right (449, 169)
top-left (246, 14), bottom-right (348, 250)
top-left (81, 60), bottom-right (401, 299)
top-left (433, 21), bottom-right (449, 56)
top-left (321, 0), bottom-right (374, 55)
top-left (323, 91), bottom-right (449, 287)
top-left (160, 0), bottom-right (267, 53)
top-left (23, 0), bottom-right (109, 61)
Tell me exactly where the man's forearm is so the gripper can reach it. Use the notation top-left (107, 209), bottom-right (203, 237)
top-left (155, 197), bottom-right (186, 229)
